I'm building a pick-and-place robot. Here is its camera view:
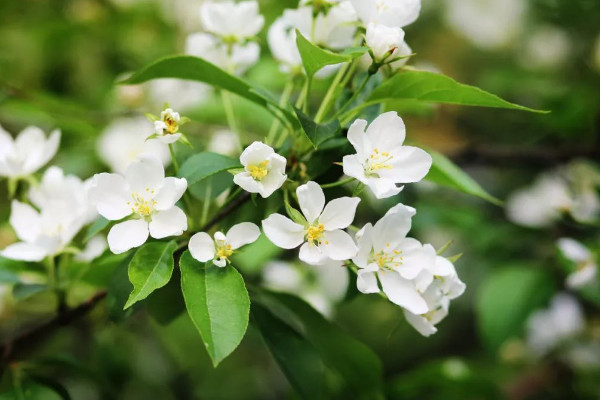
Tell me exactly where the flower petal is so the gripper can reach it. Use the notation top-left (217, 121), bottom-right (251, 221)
top-left (154, 177), bottom-right (188, 211)
top-left (299, 242), bottom-right (327, 265)
top-left (321, 230), bottom-right (358, 261)
top-left (357, 265), bottom-right (380, 294)
top-left (378, 270), bottom-right (428, 314)
top-left (189, 232), bottom-right (215, 262)
top-left (226, 222), bottom-right (260, 249)
top-left (262, 213), bottom-right (305, 249)
top-left (1, 242), bottom-right (49, 262)
top-left (352, 223), bottom-right (373, 268)
top-left (149, 207), bottom-right (188, 239)
top-left (239, 141), bottom-right (274, 166)
top-left (430, 255), bottom-right (456, 277)
top-left (346, 119), bottom-right (370, 160)
top-left (319, 197), bottom-right (361, 230)
top-left (158, 133), bottom-right (182, 144)
top-left (372, 213), bottom-right (411, 253)
top-left (404, 310), bottom-right (438, 337)
top-left (557, 238), bottom-right (591, 263)
top-left (397, 239), bottom-right (435, 280)
top-left (125, 154), bottom-right (165, 193)
top-left (233, 172), bottom-right (263, 194)
top-left (366, 177), bottom-right (403, 199)
top-left (378, 146), bottom-right (432, 183)
top-left (342, 154), bottom-right (367, 183)
top-left (107, 219), bottom-right (149, 254)
top-left (297, 181), bottom-right (325, 224)
top-left (88, 173), bottom-right (131, 220)
top-left (366, 112), bottom-right (405, 149)
top-left (75, 235), bottom-right (107, 262)
top-left (9, 200), bottom-right (41, 243)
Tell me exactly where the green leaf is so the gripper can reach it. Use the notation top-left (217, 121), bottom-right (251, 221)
top-left (426, 151), bottom-right (502, 205)
top-left (295, 30), bottom-right (352, 78)
top-left (146, 267), bottom-right (186, 325)
top-left (106, 254), bottom-right (138, 322)
top-left (180, 251), bottom-right (250, 367)
top-left (0, 382), bottom-right (64, 400)
top-left (122, 55), bottom-right (295, 122)
top-left (253, 303), bottom-right (326, 399)
top-left (259, 292), bottom-right (384, 399)
top-left (179, 152), bottom-right (241, 186)
top-left (476, 267), bottom-right (554, 353)
top-left (365, 70), bottom-right (549, 113)
top-left (83, 217), bottom-right (109, 243)
top-left (12, 283), bottom-right (48, 301)
top-left (294, 108), bottom-right (341, 149)
top-left (124, 241), bottom-right (178, 309)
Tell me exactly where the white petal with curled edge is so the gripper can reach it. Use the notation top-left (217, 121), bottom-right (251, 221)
top-left (88, 173), bottom-right (131, 221)
top-left (342, 154), bottom-right (368, 183)
top-left (262, 213), bottom-right (305, 249)
top-left (430, 255), bottom-right (456, 277)
top-left (239, 141), bottom-right (274, 166)
top-left (297, 181), bottom-right (325, 224)
top-left (366, 112), bottom-right (406, 150)
top-left (357, 265), bottom-right (380, 294)
top-left (149, 207), bottom-right (187, 239)
top-left (379, 146), bottom-right (432, 183)
top-left (396, 239), bottom-right (435, 280)
top-left (1, 242), bottom-right (49, 262)
top-left (107, 219), bottom-right (149, 254)
top-left (226, 222), bottom-right (260, 249)
top-left (154, 177), bottom-right (187, 211)
top-left (321, 230), bottom-right (358, 261)
top-left (384, 203), bottom-right (417, 218)
top-left (404, 310), bottom-right (438, 337)
top-left (299, 242), bottom-right (327, 265)
top-left (37, 129), bottom-right (61, 172)
top-left (158, 133), bottom-right (182, 144)
top-left (125, 154), bottom-right (165, 193)
top-left (75, 235), bottom-right (108, 262)
top-left (378, 270), bottom-right (428, 314)
top-left (233, 172), bottom-right (263, 194)
top-left (9, 200), bottom-right (41, 243)
top-left (567, 265), bottom-right (597, 289)
top-left (346, 119), bottom-right (370, 159)
top-left (189, 232), bottom-right (216, 262)
top-left (366, 177), bottom-right (403, 199)
top-left (319, 197), bottom-right (360, 230)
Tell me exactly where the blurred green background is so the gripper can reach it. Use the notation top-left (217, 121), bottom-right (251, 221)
top-left (1, 0), bottom-right (600, 398)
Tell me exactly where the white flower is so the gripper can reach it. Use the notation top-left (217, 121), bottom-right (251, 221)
top-left (506, 174), bottom-right (572, 228)
top-left (262, 259), bottom-right (349, 317)
top-left (1, 200), bottom-right (85, 262)
top-left (521, 26), bottom-right (571, 70)
top-left (189, 222), bottom-right (260, 267)
top-left (233, 142), bottom-right (287, 198)
top-left (88, 155), bottom-right (188, 254)
top-left (75, 235), bottom-right (108, 262)
top-left (146, 78), bottom-right (209, 111)
top-left (98, 117), bottom-right (170, 174)
top-left (557, 238), bottom-right (597, 289)
top-left (0, 125), bottom-right (60, 179)
top-left (351, 0), bottom-right (421, 28)
top-left (527, 293), bottom-right (585, 356)
top-left (200, 1), bottom-right (264, 41)
top-left (365, 23), bottom-right (406, 62)
top-left (208, 129), bottom-right (240, 157)
top-left (343, 112), bottom-right (432, 199)
top-left (152, 108), bottom-right (182, 144)
top-left (404, 258), bottom-right (466, 336)
top-left (352, 205), bottom-right (435, 314)
top-left (444, 0), bottom-right (526, 49)
top-left (262, 181), bottom-right (360, 265)
top-left (29, 166), bottom-right (97, 225)
top-left (185, 32), bottom-right (260, 75)
top-left (268, 4), bottom-right (357, 76)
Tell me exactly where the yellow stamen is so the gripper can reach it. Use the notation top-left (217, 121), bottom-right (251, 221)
top-left (306, 224), bottom-right (325, 244)
top-left (216, 244), bottom-right (234, 261)
top-left (248, 160), bottom-right (269, 181)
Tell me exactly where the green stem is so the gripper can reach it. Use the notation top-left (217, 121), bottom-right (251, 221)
top-left (332, 74), bottom-right (372, 121)
top-left (168, 144), bottom-right (179, 175)
top-left (45, 256), bottom-right (56, 289)
top-left (320, 177), bottom-right (355, 189)
top-left (222, 90), bottom-right (245, 147)
top-left (314, 63), bottom-right (349, 123)
top-left (267, 80), bottom-right (295, 146)
top-left (200, 183), bottom-right (212, 227)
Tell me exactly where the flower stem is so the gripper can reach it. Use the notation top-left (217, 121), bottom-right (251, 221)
top-left (332, 74), bottom-right (372, 121)
top-left (267, 80), bottom-right (295, 146)
top-left (200, 183), bottom-right (212, 227)
top-left (320, 177), bottom-right (355, 189)
top-left (168, 144), bottom-right (179, 175)
top-left (314, 63), bottom-right (349, 123)
top-left (222, 90), bottom-right (245, 148)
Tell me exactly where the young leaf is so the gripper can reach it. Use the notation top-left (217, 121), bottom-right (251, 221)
top-left (179, 152), bottom-right (241, 186)
top-left (179, 251), bottom-right (250, 367)
top-left (121, 55), bottom-right (295, 123)
top-left (476, 267), bottom-right (554, 353)
top-left (294, 108), bottom-right (341, 149)
top-left (365, 70), bottom-right (549, 113)
top-left (124, 241), bottom-right (178, 309)
top-left (295, 30), bottom-right (352, 78)
top-left (260, 292), bottom-right (385, 399)
top-left (252, 303), bottom-right (326, 399)
top-left (426, 151), bottom-right (502, 205)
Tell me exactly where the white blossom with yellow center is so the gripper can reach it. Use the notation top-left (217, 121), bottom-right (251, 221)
top-left (88, 154), bottom-right (188, 254)
top-left (343, 112), bottom-right (432, 199)
top-left (262, 181), bottom-right (360, 266)
top-left (200, 1), bottom-right (265, 43)
top-left (234, 141), bottom-right (287, 198)
top-left (350, 0), bottom-right (421, 28)
top-left (189, 222), bottom-right (261, 267)
top-left (153, 108), bottom-right (182, 144)
top-left (0, 125), bottom-right (60, 179)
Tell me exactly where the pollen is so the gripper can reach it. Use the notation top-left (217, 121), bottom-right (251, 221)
top-left (163, 115), bottom-right (179, 135)
top-left (365, 150), bottom-right (394, 177)
top-left (130, 193), bottom-right (156, 217)
top-left (306, 223), bottom-right (325, 244)
top-left (248, 160), bottom-right (269, 181)
top-left (372, 249), bottom-right (403, 271)
top-left (216, 243), bottom-right (234, 261)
